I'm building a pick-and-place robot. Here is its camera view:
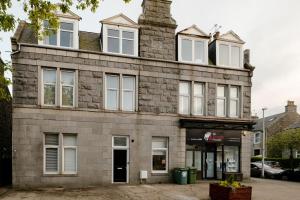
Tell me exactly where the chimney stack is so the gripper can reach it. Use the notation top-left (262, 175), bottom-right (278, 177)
top-left (285, 101), bottom-right (297, 113)
top-left (138, 0), bottom-right (177, 60)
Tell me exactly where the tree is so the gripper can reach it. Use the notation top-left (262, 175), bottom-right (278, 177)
top-left (0, 61), bottom-right (12, 101)
top-left (267, 128), bottom-right (300, 169)
top-left (0, 0), bottom-right (131, 100)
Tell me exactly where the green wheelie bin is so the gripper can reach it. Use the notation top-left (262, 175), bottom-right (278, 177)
top-left (188, 167), bottom-right (197, 184)
top-left (174, 168), bottom-right (188, 185)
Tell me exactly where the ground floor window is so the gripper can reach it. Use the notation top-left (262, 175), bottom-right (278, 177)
top-left (224, 146), bottom-right (239, 172)
top-left (254, 149), bottom-right (261, 156)
top-left (152, 137), bottom-right (168, 173)
top-left (44, 133), bottom-right (77, 175)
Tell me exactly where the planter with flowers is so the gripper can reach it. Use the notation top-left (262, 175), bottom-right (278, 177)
top-left (209, 176), bottom-right (252, 200)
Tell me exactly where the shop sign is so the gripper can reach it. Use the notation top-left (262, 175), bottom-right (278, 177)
top-left (204, 132), bottom-right (225, 142)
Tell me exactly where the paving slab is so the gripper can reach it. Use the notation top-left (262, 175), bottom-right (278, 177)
top-left (1, 178), bottom-right (299, 200)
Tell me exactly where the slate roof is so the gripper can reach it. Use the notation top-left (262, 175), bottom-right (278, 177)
top-left (16, 22), bottom-right (101, 52)
top-left (287, 120), bottom-right (300, 129)
top-left (253, 113), bottom-right (286, 131)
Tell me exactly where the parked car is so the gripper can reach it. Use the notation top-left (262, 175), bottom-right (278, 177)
top-left (251, 162), bottom-right (284, 179)
top-left (281, 167), bottom-right (300, 181)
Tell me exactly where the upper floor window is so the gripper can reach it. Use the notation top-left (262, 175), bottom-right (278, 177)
top-left (42, 68), bottom-right (76, 107)
top-left (42, 19), bottom-right (78, 49)
top-left (103, 25), bottom-right (138, 56)
top-left (216, 85), bottom-right (240, 118)
top-left (218, 43), bottom-right (242, 68)
top-left (254, 132), bottom-right (261, 144)
top-left (105, 74), bottom-right (136, 111)
top-left (178, 36), bottom-right (208, 64)
top-left (179, 81), bottom-right (205, 115)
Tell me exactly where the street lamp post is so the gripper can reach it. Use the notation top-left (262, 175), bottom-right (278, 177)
top-left (262, 107), bottom-right (267, 178)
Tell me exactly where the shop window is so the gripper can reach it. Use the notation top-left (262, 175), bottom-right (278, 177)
top-left (152, 137), bottom-right (168, 173)
top-left (224, 146), bottom-right (239, 173)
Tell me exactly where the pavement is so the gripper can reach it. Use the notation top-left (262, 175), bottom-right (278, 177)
top-left (0, 178), bottom-right (300, 200)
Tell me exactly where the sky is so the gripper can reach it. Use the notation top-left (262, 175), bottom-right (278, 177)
top-left (1, 0), bottom-right (300, 118)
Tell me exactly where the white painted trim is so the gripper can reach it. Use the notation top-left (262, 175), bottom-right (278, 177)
top-left (102, 24), bottom-right (138, 57)
top-left (216, 40), bottom-right (243, 69)
top-left (43, 133), bottom-right (60, 175)
top-left (38, 17), bottom-right (79, 49)
top-left (151, 137), bottom-right (169, 174)
top-left (62, 134), bottom-right (78, 175)
top-left (178, 34), bottom-right (208, 65)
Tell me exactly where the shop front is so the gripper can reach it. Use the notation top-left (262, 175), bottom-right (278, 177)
top-left (181, 119), bottom-right (253, 181)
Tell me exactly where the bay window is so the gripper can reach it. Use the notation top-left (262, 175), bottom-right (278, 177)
top-left (152, 137), bottom-right (168, 173)
top-left (105, 74), bottom-right (136, 111)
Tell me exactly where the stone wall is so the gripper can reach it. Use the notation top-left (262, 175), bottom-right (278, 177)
top-left (12, 45), bottom-right (252, 118)
top-left (78, 70), bottom-right (102, 109)
top-left (138, 0), bottom-right (177, 60)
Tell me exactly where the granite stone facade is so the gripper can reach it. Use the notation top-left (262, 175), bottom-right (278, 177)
top-left (11, 0), bottom-right (254, 188)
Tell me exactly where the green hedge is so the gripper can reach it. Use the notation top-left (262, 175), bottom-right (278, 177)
top-left (251, 157), bottom-right (300, 169)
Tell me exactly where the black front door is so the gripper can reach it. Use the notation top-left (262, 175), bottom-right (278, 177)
top-left (113, 149), bottom-right (127, 182)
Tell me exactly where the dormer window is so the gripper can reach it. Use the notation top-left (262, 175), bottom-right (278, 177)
top-left (209, 30), bottom-right (245, 69)
top-left (106, 28), bottom-right (135, 55)
top-left (177, 25), bottom-right (209, 65)
top-left (219, 43), bottom-right (241, 68)
top-left (43, 20), bottom-right (77, 48)
top-left (39, 10), bottom-right (81, 49)
top-left (101, 14), bottom-right (139, 57)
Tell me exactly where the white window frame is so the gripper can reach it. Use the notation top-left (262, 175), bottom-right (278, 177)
top-left (43, 133), bottom-right (60, 175)
top-left (193, 82), bottom-right (205, 116)
top-left (42, 68), bottom-right (57, 106)
top-left (254, 132), bottom-right (261, 144)
top-left (105, 74), bottom-right (136, 112)
top-left (39, 18), bottom-right (79, 49)
top-left (122, 76), bottom-right (136, 112)
top-left (60, 70), bottom-right (75, 108)
top-left (229, 86), bottom-right (240, 118)
top-left (62, 134), bottom-right (77, 174)
top-left (178, 35), bottom-right (208, 65)
top-left (179, 81), bottom-right (191, 115)
top-left (216, 85), bottom-right (227, 117)
top-left (216, 41), bottom-right (243, 68)
top-left (103, 24), bottom-right (138, 57)
top-left (41, 68), bottom-right (76, 108)
top-left (151, 137), bottom-right (169, 174)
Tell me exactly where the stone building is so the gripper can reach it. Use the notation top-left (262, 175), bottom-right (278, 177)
top-left (0, 57), bottom-right (12, 186)
top-left (252, 101), bottom-right (300, 156)
top-left (11, 0), bottom-right (254, 187)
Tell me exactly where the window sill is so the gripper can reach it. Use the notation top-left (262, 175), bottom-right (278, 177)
top-left (43, 174), bottom-right (78, 177)
top-left (38, 44), bottom-right (77, 50)
top-left (40, 105), bottom-right (76, 110)
top-left (104, 51), bottom-right (138, 58)
top-left (151, 172), bottom-right (169, 176)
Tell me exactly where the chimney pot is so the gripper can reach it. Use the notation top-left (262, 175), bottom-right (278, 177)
top-left (285, 100), bottom-right (297, 113)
